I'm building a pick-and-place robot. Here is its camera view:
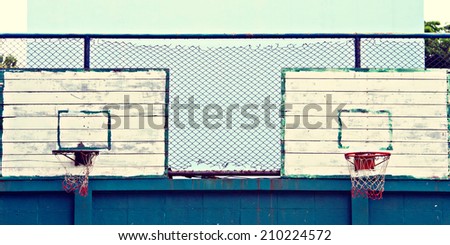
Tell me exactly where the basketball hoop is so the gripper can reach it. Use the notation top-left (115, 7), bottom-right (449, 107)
top-left (52, 142), bottom-right (99, 197)
top-left (344, 152), bottom-right (390, 200)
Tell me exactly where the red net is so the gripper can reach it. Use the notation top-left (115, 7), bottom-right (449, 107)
top-left (62, 165), bottom-right (91, 197)
top-left (345, 152), bottom-right (390, 200)
top-left (57, 151), bottom-right (97, 197)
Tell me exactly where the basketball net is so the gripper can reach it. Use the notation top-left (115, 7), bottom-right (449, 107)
top-left (345, 152), bottom-right (390, 200)
top-left (58, 151), bottom-right (97, 197)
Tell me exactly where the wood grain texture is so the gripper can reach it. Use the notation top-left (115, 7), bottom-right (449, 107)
top-left (284, 70), bottom-right (449, 178)
top-left (2, 71), bottom-right (167, 177)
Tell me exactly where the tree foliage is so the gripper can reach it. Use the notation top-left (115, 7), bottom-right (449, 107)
top-left (425, 21), bottom-right (450, 68)
top-left (0, 54), bottom-right (18, 68)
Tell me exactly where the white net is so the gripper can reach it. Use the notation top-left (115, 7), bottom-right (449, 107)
top-left (345, 152), bottom-right (390, 200)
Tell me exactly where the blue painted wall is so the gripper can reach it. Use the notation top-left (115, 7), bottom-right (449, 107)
top-left (92, 191), bottom-right (350, 225)
top-left (370, 192), bottom-right (450, 225)
top-left (0, 192), bottom-right (73, 225)
top-left (1, 178), bottom-right (449, 225)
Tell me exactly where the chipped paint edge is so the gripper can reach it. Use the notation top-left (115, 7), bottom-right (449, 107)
top-left (280, 69), bottom-right (286, 176)
top-left (0, 71), bottom-right (4, 176)
top-left (447, 72), bottom-right (450, 177)
top-left (164, 69), bottom-right (170, 176)
top-left (57, 109), bottom-right (112, 151)
top-left (338, 108), bottom-right (393, 151)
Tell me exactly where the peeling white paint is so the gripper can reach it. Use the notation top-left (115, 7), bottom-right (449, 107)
top-left (2, 71), bottom-right (167, 177)
top-left (284, 70), bottom-right (449, 179)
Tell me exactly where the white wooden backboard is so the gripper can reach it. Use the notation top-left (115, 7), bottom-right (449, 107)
top-left (283, 69), bottom-right (449, 178)
top-left (1, 70), bottom-right (167, 177)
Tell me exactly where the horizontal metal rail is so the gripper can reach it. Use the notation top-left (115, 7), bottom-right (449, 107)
top-left (1, 33), bottom-right (450, 39)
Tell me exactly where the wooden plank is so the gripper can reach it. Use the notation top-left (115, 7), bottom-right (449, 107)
top-left (285, 116), bottom-right (447, 130)
top-left (285, 91), bottom-right (446, 104)
top-left (286, 79), bottom-right (447, 92)
top-left (285, 141), bottom-right (447, 155)
top-left (355, 71), bottom-right (447, 79)
top-left (284, 166), bottom-right (448, 179)
top-left (2, 154), bottom-right (165, 165)
top-left (285, 154), bottom-right (448, 167)
top-left (285, 128), bottom-right (447, 142)
top-left (3, 142), bottom-right (165, 155)
top-left (3, 104), bottom-right (165, 117)
top-left (3, 128), bottom-right (164, 142)
top-left (4, 70), bottom-right (167, 81)
top-left (284, 71), bottom-right (356, 79)
top-left (2, 153), bottom-right (165, 177)
top-left (285, 154), bottom-right (448, 172)
top-left (284, 70), bottom-right (447, 79)
top-left (4, 78), bottom-right (166, 92)
top-left (285, 104), bottom-right (447, 117)
top-left (3, 117), bottom-right (166, 131)
top-left (60, 114), bottom-right (108, 129)
top-left (2, 166), bottom-right (165, 177)
top-left (3, 91), bottom-right (165, 104)
top-left (2, 142), bottom-right (165, 155)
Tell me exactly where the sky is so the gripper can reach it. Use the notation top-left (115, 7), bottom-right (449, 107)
top-left (424, 0), bottom-right (450, 24)
top-left (0, 0), bottom-right (448, 33)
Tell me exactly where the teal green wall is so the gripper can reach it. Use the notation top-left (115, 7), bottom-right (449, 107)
top-left (1, 178), bottom-right (450, 225)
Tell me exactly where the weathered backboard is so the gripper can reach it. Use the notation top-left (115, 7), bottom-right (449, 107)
top-left (1, 70), bottom-right (168, 176)
top-left (283, 69), bottom-right (449, 178)
top-left (57, 110), bottom-right (111, 150)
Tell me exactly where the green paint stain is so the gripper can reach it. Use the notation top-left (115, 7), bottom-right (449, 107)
top-left (57, 109), bottom-right (112, 151)
top-left (337, 108), bottom-right (393, 151)
top-left (337, 110), bottom-right (349, 149)
top-left (280, 70), bottom-right (287, 176)
top-left (164, 69), bottom-right (170, 176)
top-left (0, 71), bottom-right (4, 176)
top-left (281, 68), bottom-right (438, 74)
top-left (447, 74), bottom-right (450, 177)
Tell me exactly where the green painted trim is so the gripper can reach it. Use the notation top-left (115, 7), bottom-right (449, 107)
top-left (164, 69), bottom-right (170, 176)
top-left (338, 108), bottom-right (393, 151)
top-left (447, 74), bottom-right (450, 176)
top-left (56, 110), bottom-right (66, 149)
top-left (1, 177), bottom-right (450, 192)
top-left (280, 69), bottom-right (286, 176)
top-left (1, 173), bottom-right (425, 181)
top-left (0, 68), bottom-right (86, 73)
top-left (0, 71), bottom-right (4, 177)
top-left (0, 68), bottom-right (169, 73)
top-left (0, 174), bottom-right (428, 181)
top-left (281, 68), bottom-right (436, 73)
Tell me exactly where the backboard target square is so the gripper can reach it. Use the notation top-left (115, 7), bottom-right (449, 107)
top-left (338, 109), bottom-right (393, 151)
top-left (57, 110), bottom-right (111, 150)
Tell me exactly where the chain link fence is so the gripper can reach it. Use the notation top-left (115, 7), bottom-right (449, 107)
top-left (1, 34), bottom-right (449, 175)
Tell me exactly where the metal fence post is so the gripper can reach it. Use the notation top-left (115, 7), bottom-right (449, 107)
top-left (354, 37), bottom-right (361, 69)
top-left (84, 36), bottom-right (91, 70)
